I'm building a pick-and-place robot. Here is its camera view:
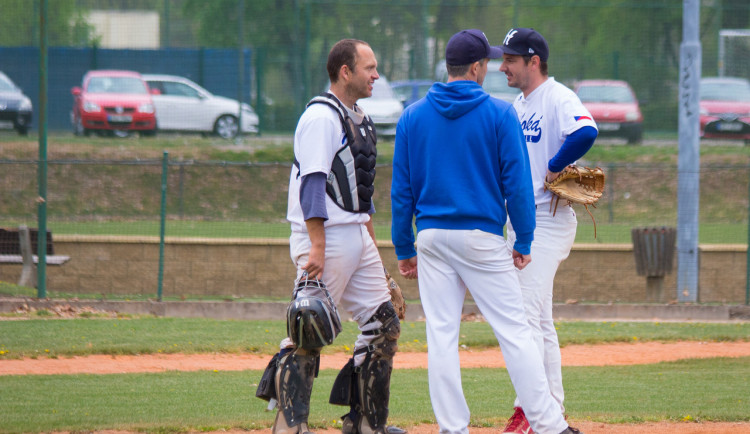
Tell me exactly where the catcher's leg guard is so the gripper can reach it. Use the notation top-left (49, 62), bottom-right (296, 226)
top-left (256, 351), bottom-right (283, 401)
top-left (272, 348), bottom-right (321, 434)
top-left (330, 302), bottom-right (405, 434)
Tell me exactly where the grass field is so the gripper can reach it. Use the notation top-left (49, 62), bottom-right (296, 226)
top-left (0, 316), bottom-right (749, 432)
top-left (2, 358), bottom-right (748, 432)
top-left (1, 220), bottom-right (748, 244)
top-left (3, 133), bottom-right (750, 244)
top-left (1, 317), bottom-right (748, 359)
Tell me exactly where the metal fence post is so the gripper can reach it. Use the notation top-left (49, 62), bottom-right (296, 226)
top-left (157, 151), bottom-right (168, 301)
top-left (746, 165), bottom-right (750, 305)
top-left (37, 0), bottom-right (48, 299)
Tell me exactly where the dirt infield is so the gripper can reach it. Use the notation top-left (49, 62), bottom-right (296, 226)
top-left (234, 421), bottom-right (750, 434)
top-left (4, 340), bottom-right (750, 375)
top-left (7, 341), bottom-right (750, 433)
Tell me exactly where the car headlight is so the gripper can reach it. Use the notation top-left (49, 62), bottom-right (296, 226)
top-left (138, 103), bottom-right (155, 114)
top-left (625, 111), bottom-right (639, 121)
top-left (83, 100), bottom-right (101, 113)
top-left (19, 97), bottom-right (32, 111)
top-left (241, 103), bottom-right (255, 114)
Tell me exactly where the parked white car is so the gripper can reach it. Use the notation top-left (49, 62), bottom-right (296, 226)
top-left (142, 74), bottom-right (259, 139)
top-left (356, 76), bottom-right (403, 137)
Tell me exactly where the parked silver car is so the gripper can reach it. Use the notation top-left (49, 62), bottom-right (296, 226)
top-left (143, 74), bottom-right (259, 139)
top-left (355, 76), bottom-right (403, 137)
top-left (0, 71), bottom-right (33, 135)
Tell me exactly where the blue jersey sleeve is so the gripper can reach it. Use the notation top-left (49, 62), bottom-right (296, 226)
top-left (548, 126), bottom-right (598, 172)
top-left (498, 106), bottom-right (536, 255)
top-left (300, 172), bottom-right (328, 221)
top-left (391, 111), bottom-right (417, 260)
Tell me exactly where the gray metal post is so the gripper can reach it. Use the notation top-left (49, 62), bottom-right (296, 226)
top-left (677, 0), bottom-right (702, 302)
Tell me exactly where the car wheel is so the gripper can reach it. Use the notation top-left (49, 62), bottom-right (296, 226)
top-left (15, 125), bottom-right (28, 136)
top-left (214, 115), bottom-right (239, 139)
top-left (140, 129), bottom-right (157, 137)
top-left (626, 126), bottom-right (643, 145)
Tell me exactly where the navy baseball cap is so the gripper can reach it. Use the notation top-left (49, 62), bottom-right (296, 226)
top-left (501, 28), bottom-right (549, 62)
top-left (445, 29), bottom-right (503, 65)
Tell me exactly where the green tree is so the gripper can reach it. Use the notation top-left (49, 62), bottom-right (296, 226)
top-left (0, 0), bottom-right (98, 47)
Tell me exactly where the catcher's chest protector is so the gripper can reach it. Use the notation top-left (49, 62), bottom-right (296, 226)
top-left (306, 93), bottom-right (378, 213)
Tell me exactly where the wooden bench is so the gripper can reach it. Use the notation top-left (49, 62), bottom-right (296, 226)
top-left (0, 226), bottom-right (71, 287)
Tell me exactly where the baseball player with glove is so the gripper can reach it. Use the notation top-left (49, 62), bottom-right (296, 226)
top-left (255, 39), bottom-right (406, 434)
top-left (391, 28), bottom-right (579, 434)
top-left (499, 28), bottom-right (598, 434)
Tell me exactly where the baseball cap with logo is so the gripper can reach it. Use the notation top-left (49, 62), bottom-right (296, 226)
top-left (501, 28), bottom-right (549, 62)
top-left (445, 29), bottom-right (503, 66)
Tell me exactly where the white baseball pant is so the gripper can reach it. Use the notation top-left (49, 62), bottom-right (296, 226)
top-left (507, 205), bottom-right (577, 413)
top-left (416, 228), bottom-right (568, 434)
top-left (286, 223), bottom-right (392, 365)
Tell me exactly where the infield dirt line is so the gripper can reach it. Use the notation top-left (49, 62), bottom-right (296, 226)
top-left (2, 341), bottom-right (750, 375)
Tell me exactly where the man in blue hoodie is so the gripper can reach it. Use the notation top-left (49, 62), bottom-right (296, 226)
top-left (391, 29), bottom-right (580, 434)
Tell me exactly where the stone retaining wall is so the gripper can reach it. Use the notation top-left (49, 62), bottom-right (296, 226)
top-left (0, 236), bottom-right (746, 303)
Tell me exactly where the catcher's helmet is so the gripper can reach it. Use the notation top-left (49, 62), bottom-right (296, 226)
top-left (286, 276), bottom-right (342, 350)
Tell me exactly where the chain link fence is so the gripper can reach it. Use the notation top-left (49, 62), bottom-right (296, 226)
top-left (1, 159), bottom-right (748, 244)
top-left (1, 0), bottom-right (749, 300)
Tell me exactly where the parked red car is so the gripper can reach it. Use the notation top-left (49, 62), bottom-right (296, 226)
top-left (574, 79), bottom-right (643, 144)
top-left (700, 77), bottom-right (750, 144)
top-left (71, 70), bottom-right (157, 137)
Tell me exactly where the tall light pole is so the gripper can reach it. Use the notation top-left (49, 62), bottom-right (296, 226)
top-left (676, 0), bottom-right (702, 302)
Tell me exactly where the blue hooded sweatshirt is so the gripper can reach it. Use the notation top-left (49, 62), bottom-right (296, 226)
top-left (390, 80), bottom-right (536, 260)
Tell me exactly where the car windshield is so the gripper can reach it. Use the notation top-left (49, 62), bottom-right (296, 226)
top-left (0, 75), bottom-right (16, 92)
top-left (577, 85), bottom-right (634, 103)
top-left (484, 71), bottom-right (518, 97)
top-left (701, 81), bottom-right (750, 102)
top-left (87, 76), bottom-right (148, 94)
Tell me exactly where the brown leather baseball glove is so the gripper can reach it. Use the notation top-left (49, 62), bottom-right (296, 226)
top-left (384, 267), bottom-right (406, 320)
top-left (545, 165), bottom-right (605, 237)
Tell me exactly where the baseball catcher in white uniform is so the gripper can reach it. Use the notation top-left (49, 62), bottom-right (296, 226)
top-left (255, 39), bottom-right (405, 434)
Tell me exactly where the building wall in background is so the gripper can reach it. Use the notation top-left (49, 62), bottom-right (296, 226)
top-left (88, 10), bottom-right (160, 49)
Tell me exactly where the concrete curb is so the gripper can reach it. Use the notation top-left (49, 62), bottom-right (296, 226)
top-left (1, 298), bottom-right (748, 322)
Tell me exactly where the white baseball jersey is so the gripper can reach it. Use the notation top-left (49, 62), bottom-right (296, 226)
top-left (287, 95), bottom-right (371, 233)
top-left (512, 77), bottom-right (597, 206)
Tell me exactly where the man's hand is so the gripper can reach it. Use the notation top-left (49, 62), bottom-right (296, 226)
top-left (303, 244), bottom-right (325, 279)
top-left (398, 256), bottom-right (418, 279)
top-left (512, 250), bottom-right (531, 270)
top-left (302, 218), bottom-right (326, 279)
top-left (545, 169), bottom-right (561, 184)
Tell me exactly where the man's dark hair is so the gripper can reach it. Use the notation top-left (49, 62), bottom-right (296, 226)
top-left (522, 55), bottom-right (549, 76)
top-left (446, 58), bottom-right (487, 79)
top-left (327, 39), bottom-right (368, 83)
